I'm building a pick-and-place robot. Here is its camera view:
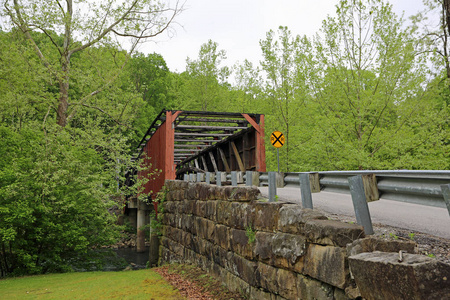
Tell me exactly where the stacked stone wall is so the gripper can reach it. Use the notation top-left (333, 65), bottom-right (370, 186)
top-left (159, 180), bottom-right (449, 300)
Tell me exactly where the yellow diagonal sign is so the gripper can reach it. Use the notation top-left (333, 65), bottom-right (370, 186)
top-left (270, 131), bottom-right (285, 148)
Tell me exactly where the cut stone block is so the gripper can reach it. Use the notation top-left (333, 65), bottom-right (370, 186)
top-left (214, 224), bottom-right (230, 250)
top-left (297, 274), bottom-right (334, 300)
top-left (303, 244), bottom-right (348, 289)
top-left (216, 201), bottom-right (232, 225)
top-left (230, 228), bottom-right (254, 259)
top-left (278, 205), bottom-right (327, 234)
top-left (304, 219), bottom-right (365, 247)
top-left (272, 232), bottom-right (307, 272)
top-left (349, 252), bottom-right (450, 300)
top-left (347, 236), bottom-right (418, 257)
top-left (230, 202), bottom-right (250, 230)
top-left (251, 202), bottom-right (284, 232)
top-left (254, 231), bottom-right (274, 262)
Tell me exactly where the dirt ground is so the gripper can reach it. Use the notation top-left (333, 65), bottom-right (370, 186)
top-left (154, 264), bottom-right (245, 300)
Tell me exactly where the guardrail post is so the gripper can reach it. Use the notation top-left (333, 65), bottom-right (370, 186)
top-left (206, 172), bottom-right (211, 185)
top-left (216, 172), bottom-right (222, 187)
top-left (299, 173), bottom-right (313, 209)
top-left (231, 171), bottom-right (237, 186)
top-left (441, 184), bottom-right (450, 217)
top-left (246, 171), bottom-right (253, 186)
top-left (269, 172), bottom-right (277, 202)
top-left (184, 174), bottom-right (189, 182)
top-left (348, 175), bottom-right (374, 235)
top-left (197, 173), bottom-right (202, 183)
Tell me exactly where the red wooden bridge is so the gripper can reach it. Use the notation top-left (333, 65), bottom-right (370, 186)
top-left (134, 110), bottom-right (266, 199)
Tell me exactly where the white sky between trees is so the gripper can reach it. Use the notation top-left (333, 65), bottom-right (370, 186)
top-left (142, 0), bottom-right (426, 73)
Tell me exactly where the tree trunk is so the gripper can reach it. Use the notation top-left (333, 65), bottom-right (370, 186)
top-left (443, 0), bottom-right (450, 91)
top-left (57, 58), bottom-right (70, 127)
top-left (57, 82), bottom-right (69, 127)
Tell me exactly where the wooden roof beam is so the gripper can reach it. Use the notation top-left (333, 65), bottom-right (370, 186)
top-left (174, 139), bottom-right (218, 143)
top-left (175, 125), bottom-right (248, 131)
top-left (175, 132), bottom-right (233, 137)
top-left (174, 149), bottom-right (203, 153)
top-left (175, 117), bottom-right (248, 124)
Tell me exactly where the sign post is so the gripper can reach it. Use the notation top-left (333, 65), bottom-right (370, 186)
top-left (270, 131), bottom-right (285, 173)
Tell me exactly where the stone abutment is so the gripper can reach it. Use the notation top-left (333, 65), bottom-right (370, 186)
top-left (158, 180), bottom-right (450, 300)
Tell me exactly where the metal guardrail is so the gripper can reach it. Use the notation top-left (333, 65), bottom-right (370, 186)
top-left (259, 171), bottom-right (450, 208)
top-left (184, 170), bottom-right (450, 235)
top-left (186, 170), bottom-right (450, 209)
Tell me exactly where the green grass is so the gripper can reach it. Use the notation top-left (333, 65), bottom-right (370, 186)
top-left (0, 270), bottom-right (185, 299)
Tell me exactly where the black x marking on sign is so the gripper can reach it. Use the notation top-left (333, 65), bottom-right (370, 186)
top-left (271, 132), bottom-right (284, 146)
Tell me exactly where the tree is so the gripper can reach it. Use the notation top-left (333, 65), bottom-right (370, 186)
top-left (2, 0), bottom-right (182, 127)
top-left (129, 52), bottom-right (171, 112)
top-left (259, 26), bottom-right (313, 172)
top-left (304, 0), bottom-right (440, 170)
top-left (185, 39), bottom-right (231, 111)
top-left (127, 52), bottom-right (173, 144)
top-left (412, 0), bottom-right (450, 90)
top-left (0, 30), bottom-right (54, 128)
top-left (0, 123), bottom-right (124, 276)
top-left (232, 59), bottom-right (262, 113)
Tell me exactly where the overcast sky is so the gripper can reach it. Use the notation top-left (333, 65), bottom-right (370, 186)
top-left (140, 0), bottom-right (426, 73)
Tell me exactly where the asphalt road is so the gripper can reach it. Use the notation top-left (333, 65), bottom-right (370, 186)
top-left (258, 186), bottom-right (450, 239)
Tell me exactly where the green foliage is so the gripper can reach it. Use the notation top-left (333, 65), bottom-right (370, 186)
top-left (245, 224), bottom-right (256, 244)
top-left (258, 26), bottom-right (315, 172)
top-left (183, 40), bottom-right (232, 112)
top-left (239, 0), bottom-right (448, 171)
top-left (302, 0), bottom-right (435, 170)
top-left (0, 124), bottom-right (113, 275)
top-left (126, 52), bottom-right (173, 146)
top-left (0, 31), bottom-right (154, 277)
top-left (389, 233), bottom-right (399, 240)
top-left (0, 115), bottom-right (155, 277)
top-left (149, 186), bottom-right (168, 236)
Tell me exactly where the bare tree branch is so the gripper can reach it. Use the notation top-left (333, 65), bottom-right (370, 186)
top-left (28, 23), bottom-right (63, 56)
top-left (68, 0), bottom-right (182, 55)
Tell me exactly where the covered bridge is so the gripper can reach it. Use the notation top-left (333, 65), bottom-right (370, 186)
top-left (133, 109), bottom-right (266, 199)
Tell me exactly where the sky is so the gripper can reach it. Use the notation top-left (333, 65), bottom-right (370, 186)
top-left (139, 0), bottom-right (426, 73)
